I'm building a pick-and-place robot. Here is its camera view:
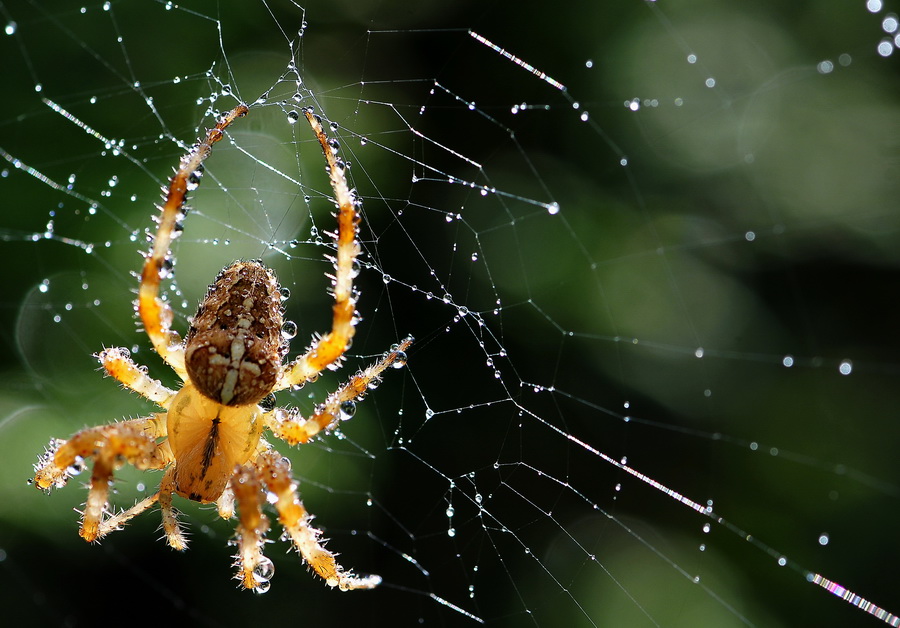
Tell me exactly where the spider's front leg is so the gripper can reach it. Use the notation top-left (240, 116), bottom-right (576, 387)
top-left (33, 415), bottom-right (169, 541)
top-left (276, 110), bottom-right (366, 391)
top-left (267, 336), bottom-right (413, 445)
top-left (138, 104), bottom-right (248, 378)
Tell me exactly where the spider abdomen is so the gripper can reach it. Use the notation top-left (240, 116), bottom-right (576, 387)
top-left (185, 261), bottom-right (286, 406)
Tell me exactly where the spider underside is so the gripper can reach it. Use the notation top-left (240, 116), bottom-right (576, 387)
top-left (32, 105), bottom-right (412, 592)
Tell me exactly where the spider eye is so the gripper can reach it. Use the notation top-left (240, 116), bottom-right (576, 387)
top-left (259, 394), bottom-right (277, 412)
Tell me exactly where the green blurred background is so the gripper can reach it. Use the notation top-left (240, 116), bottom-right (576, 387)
top-left (1, 0), bottom-right (899, 626)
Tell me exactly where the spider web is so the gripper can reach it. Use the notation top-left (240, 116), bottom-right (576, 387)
top-left (1, 0), bottom-right (899, 625)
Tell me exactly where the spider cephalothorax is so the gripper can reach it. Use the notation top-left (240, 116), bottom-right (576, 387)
top-left (33, 104), bottom-right (412, 592)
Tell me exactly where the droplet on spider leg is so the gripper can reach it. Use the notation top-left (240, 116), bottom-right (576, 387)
top-left (186, 167), bottom-right (204, 191)
top-left (339, 401), bottom-right (357, 420)
top-left (391, 351), bottom-right (408, 368)
top-left (259, 394), bottom-right (277, 412)
top-left (159, 258), bottom-right (175, 279)
top-left (66, 456), bottom-right (86, 478)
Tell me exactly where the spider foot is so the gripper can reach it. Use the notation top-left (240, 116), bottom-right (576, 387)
top-left (285, 518), bottom-right (382, 590)
top-left (230, 464), bottom-right (273, 592)
top-left (33, 438), bottom-right (85, 491)
top-left (159, 468), bottom-right (188, 550)
top-left (257, 449), bottom-right (381, 591)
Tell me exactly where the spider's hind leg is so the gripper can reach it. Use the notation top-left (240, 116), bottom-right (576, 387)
top-left (229, 462), bottom-right (273, 591)
top-left (254, 448), bottom-right (381, 591)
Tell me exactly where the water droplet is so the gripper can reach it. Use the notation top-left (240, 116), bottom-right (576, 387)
top-left (281, 321), bottom-right (298, 339)
top-left (838, 360), bottom-right (852, 375)
top-left (259, 394), bottom-right (276, 412)
top-left (339, 400), bottom-right (357, 420)
top-left (818, 533), bottom-right (830, 546)
top-left (5, 21), bottom-right (17, 35)
top-left (391, 351), bottom-right (407, 368)
top-left (287, 110), bottom-right (300, 124)
top-left (424, 408), bottom-right (435, 420)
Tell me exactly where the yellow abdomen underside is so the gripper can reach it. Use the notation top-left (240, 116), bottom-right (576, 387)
top-left (167, 383), bottom-right (264, 502)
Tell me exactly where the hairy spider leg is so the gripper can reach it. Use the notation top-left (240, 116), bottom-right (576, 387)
top-left (158, 467), bottom-right (188, 550)
top-left (138, 104), bottom-right (249, 379)
top-left (230, 463), bottom-right (272, 590)
top-left (251, 449), bottom-right (380, 590)
top-left (33, 415), bottom-right (169, 541)
top-left (276, 109), bottom-right (363, 391)
top-left (267, 336), bottom-right (412, 445)
top-left (98, 346), bottom-right (177, 406)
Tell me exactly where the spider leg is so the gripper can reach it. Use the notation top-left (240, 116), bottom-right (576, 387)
top-left (267, 336), bottom-right (412, 445)
top-left (216, 481), bottom-right (236, 520)
top-left (94, 438), bottom-right (175, 539)
top-left (138, 104), bottom-right (248, 378)
top-left (96, 492), bottom-right (161, 539)
top-left (230, 463), bottom-right (272, 591)
top-left (158, 467), bottom-right (187, 550)
top-left (254, 448), bottom-right (381, 590)
top-left (33, 415), bottom-right (168, 542)
top-left (276, 110), bottom-right (364, 391)
top-left (98, 346), bottom-right (177, 407)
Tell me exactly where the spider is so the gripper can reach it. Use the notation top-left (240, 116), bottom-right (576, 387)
top-left (32, 103), bottom-right (412, 593)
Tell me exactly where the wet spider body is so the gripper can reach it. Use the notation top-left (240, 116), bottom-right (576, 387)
top-left (33, 105), bottom-right (412, 592)
top-left (172, 261), bottom-right (280, 503)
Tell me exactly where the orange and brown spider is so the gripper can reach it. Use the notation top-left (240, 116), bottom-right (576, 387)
top-left (32, 103), bottom-right (412, 593)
